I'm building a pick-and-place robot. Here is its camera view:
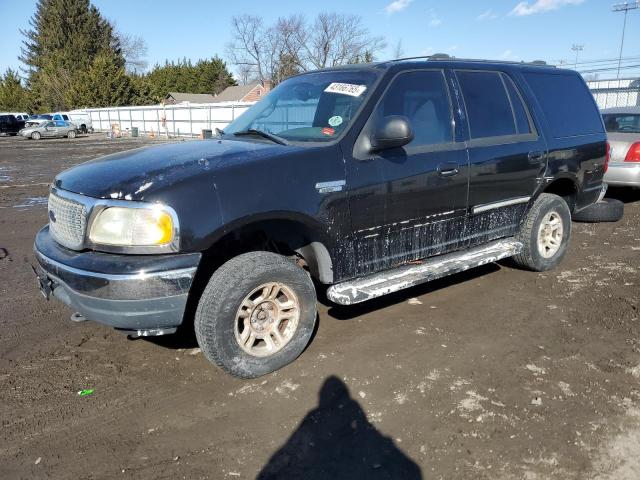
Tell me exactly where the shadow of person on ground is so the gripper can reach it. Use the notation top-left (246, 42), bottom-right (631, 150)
top-left (257, 376), bottom-right (422, 480)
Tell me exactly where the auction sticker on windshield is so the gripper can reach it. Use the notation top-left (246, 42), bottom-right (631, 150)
top-left (324, 83), bottom-right (367, 97)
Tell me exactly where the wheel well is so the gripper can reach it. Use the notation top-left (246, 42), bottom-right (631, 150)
top-left (180, 219), bottom-right (333, 336)
top-left (199, 219), bottom-right (333, 285)
top-left (543, 178), bottom-right (577, 212)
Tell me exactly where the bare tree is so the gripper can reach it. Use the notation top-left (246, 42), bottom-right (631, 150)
top-left (116, 31), bottom-right (148, 73)
top-left (301, 13), bottom-right (386, 69)
top-left (227, 12), bottom-right (386, 84)
top-left (226, 15), bottom-right (268, 83)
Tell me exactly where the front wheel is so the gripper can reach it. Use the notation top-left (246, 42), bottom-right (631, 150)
top-left (195, 252), bottom-right (317, 378)
top-left (67, 130), bottom-right (76, 139)
top-left (31, 131), bottom-right (41, 140)
top-left (512, 193), bottom-right (572, 272)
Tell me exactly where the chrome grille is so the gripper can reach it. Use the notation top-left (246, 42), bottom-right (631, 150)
top-left (48, 192), bottom-right (87, 250)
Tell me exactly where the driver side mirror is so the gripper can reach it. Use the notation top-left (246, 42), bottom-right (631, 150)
top-left (370, 115), bottom-right (414, 152)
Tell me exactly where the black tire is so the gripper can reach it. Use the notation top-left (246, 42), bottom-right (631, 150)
top-left (80, 125), bottom-right (87, 134)
top-left (195, 252), bottom-right (317, 378)
top-left (513, 193), bottom-right (572, 272)
top-left (572, 198), bottom-right (624, 223)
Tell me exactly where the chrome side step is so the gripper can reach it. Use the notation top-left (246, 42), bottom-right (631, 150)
top-left (327, 238), bottom-right (523, 305)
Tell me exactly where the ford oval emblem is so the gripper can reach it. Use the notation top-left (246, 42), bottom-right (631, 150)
top-left (49, 210), bottom-right (56, 223)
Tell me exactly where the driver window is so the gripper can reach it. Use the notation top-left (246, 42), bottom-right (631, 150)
top-left (375, 71), bottom-right (453, 147)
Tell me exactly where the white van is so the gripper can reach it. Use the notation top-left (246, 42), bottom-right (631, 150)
top-left (69, 111), bottom-right (93, 133)
top-left (54, 111), bottom-right (93, 133)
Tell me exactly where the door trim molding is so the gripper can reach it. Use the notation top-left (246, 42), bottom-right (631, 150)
top-left (472, 196), bottom-right (531, 214)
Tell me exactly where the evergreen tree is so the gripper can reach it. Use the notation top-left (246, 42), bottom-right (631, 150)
top-left (144, 57), bottom-right (235, 101)
top-left (20, 0), bottom-right (127, 110)
top-left (0, 69), bottom-right (30, 111)
top-left (70, 49), bottom-right (133, 107)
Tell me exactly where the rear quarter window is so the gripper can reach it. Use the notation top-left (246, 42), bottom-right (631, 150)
top-left (523, 71), bottom-right (603, 138)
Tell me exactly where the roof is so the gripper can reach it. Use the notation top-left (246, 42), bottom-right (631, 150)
top-left (212, 83), bottom-right (261, 103)
top-left (298, 56), bottom-right (558, 78)
top-left (166, 92), bottom-right (218, 103)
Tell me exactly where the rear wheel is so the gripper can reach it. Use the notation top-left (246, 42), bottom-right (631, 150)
top-left (80, 124), bottom-right (87, 134)
top-left (195, 251), bottom-right (317, 378)
top-left (513, 193), bottom-right (571, 272)
top-left (31, 131), bottom-right (41, 140)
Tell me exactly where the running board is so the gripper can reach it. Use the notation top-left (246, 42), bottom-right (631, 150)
top-left (327, 238), bottom-right (523, 305)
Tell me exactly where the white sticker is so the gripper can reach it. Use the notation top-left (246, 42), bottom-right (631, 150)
top-left (328, 115), bottom-right (343, 127)
top-left (324, 82), bottom-right (367, 97)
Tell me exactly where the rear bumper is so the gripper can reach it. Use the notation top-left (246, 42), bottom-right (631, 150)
top-left (604, 162), bottom-right (640, 187)
top-left (34, 226), bottom-right (201, 334)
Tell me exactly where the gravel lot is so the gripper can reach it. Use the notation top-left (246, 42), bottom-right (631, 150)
top-left (1, 134), bottom-right (639, 479)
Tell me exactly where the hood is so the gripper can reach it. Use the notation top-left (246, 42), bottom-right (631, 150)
top-left (54, 138), bottom-right (296, 200)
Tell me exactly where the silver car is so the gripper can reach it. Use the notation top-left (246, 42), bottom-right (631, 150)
top-left (19, 120), bottom-right (78, 140)
top-left (602, 107), bottom-right (640, 187)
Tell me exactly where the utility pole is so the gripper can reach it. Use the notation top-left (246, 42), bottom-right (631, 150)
top-left (571, 44), bottom-right (584, 69)
top-left (612, 1), bottom-right (639, 79)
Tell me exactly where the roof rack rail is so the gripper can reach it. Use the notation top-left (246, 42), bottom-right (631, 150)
top-left (386, 55), bottom-right (555, 68)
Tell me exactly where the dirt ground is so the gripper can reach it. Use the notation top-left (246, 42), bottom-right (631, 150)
top-left (1, 134), bottom-right (639, 480)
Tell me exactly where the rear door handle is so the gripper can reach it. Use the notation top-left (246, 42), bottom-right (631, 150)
top-left (528, 151), bottom-right (546, 164)
top-left (437, 162), bottom-right (459, 177)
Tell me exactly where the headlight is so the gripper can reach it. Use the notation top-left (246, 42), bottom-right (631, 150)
top-left (89, 205), bottom-right (176, 247)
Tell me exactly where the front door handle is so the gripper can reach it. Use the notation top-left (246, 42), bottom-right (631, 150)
top-left (437, 162), bottom-right (459, 177)
top-left (528, 151), bottom-right (546, 164)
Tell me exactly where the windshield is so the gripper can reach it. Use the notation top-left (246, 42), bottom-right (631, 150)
top-left (603, 113), bottom-right (640, 133)
top-left (224, 70), bottom-right (379, 143)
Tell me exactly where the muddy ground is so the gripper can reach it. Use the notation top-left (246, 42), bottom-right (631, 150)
top-left (1, 134), bottom-right (639, 480)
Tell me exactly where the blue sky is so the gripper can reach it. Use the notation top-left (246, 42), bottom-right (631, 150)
top-left (0, 0), bottom-right (638, 78)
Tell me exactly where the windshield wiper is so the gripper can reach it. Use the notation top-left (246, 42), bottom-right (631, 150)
top-left (232, 129), bottom-right (288, 146)
top-left (215, 127), bottom-right (225, 136)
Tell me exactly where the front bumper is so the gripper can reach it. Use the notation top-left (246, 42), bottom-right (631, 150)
top-left (605, 162), bottom-right (640, 187)
top-left (34, 226), bottom-right (201, 334)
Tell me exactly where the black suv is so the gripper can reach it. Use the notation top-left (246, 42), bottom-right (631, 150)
top-left (0, 114), bottom-right (25, 135)
top-left (35, 58), bottom-right (608, 377)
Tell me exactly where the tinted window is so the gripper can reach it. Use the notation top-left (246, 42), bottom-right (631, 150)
top-left (523, 71), bottom-right (603, 138)
top-left (375, 70), bottom-right (453, 146)
top-left (504, 75), bottom-right (532, 134)
top-left (457, 71), bottom-right (516, 138)
top-left (602, 114), bottom-right (640, 133)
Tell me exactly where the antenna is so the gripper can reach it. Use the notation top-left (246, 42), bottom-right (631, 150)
top-left (612, 1), bottom-right (640, 78)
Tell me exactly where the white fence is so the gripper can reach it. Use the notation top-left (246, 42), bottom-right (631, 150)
top-left (84, 101), bottom-right (254, 137)
top-left (586, 78), bottom-right (640, 109)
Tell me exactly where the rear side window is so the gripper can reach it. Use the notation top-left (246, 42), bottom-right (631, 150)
top-left (456, 71), bottom-right (516, 139)
top-left (523, 71), bottom-right (603, 138)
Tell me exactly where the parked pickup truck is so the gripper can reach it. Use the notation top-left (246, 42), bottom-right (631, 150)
top-left (35, 57), bottom-right (609, 378)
